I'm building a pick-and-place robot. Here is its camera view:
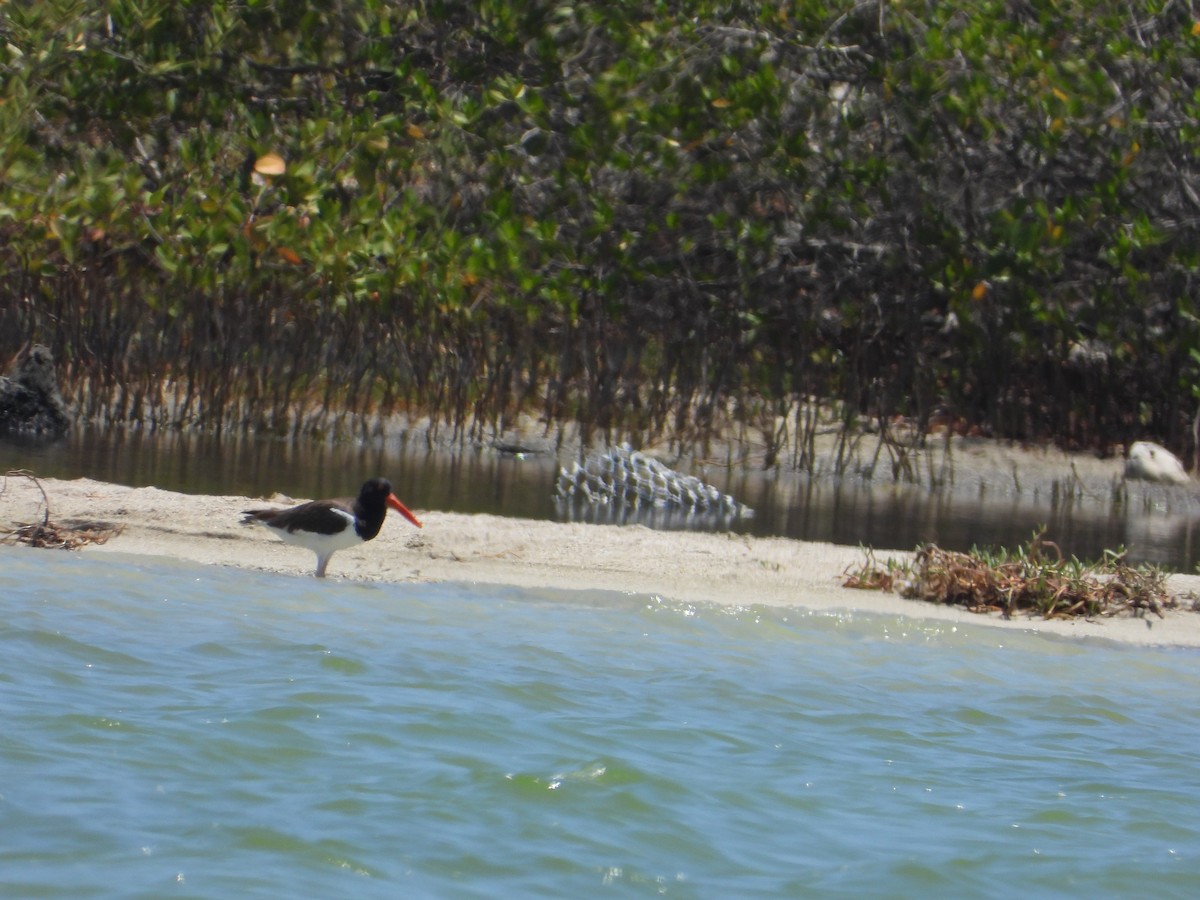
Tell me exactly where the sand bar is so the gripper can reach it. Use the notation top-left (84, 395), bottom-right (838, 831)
top-left (4, 475), bottom-right (1200, 648)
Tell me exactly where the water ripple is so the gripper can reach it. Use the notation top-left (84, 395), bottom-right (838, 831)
top-left (3, 547), bottom-right (1200, 897)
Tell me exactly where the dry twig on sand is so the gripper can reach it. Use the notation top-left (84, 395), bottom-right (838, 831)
top-left (1, 469), bottom-right (123, 550)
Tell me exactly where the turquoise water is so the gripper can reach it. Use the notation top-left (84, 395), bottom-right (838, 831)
top-left (3, 548), bottom-right (1200, 898)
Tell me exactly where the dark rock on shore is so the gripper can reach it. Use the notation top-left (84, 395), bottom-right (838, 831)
top-left (0, 345), bottom-right (70, 440)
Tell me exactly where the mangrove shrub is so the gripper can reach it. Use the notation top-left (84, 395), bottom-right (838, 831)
top-left (1, 0), bottom-right (1199, 463)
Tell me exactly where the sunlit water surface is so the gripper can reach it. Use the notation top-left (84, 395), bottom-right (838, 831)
top-left (3, 548), bottom-right (1200, 897)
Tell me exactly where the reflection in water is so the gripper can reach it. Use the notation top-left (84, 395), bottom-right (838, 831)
top-left (2, 426), bottom-right (1198, 572)
top-left (555, 495), bottom-right (751, 533)
top-left (1121, 503), bottom-right (1200, 570)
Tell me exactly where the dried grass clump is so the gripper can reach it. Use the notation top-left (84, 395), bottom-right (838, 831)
top-left (0, 470), bottom-right (123, 550)
top-left (845, 530), bottom-right (1180, 620)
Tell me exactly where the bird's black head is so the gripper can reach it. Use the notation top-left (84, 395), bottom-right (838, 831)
top-left (360, 477), bottom-right (394, 498)
top-left (352, 477), bottom-right (398, 540)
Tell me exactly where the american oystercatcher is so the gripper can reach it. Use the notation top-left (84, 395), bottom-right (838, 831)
top-left (241, 477), bottom-right (423, 577)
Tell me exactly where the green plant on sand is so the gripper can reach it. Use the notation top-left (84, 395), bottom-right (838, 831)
top-left (844, 530), bottom-right (1186, 620)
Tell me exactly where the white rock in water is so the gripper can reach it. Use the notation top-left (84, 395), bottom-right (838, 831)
top-left (1124, 441), bottom-right (1190, 485)
top-left (557, 445), bottom-right (753, 518)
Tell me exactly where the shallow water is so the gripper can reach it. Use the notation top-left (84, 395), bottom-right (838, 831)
top-left (3, 548), bottom-right (1200, 897)
top-left (3, 427), bottom-right (1199, 571)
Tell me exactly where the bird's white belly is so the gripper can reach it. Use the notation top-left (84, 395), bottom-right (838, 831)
top-left (266, 509), bottom-right (361, 554)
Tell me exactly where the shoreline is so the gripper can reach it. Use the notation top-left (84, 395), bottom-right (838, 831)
top-left (5, 475), bottom-right (1200, 649)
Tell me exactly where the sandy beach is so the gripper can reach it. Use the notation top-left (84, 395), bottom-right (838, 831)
top-left (3, 473), bottom-right (1200, 648)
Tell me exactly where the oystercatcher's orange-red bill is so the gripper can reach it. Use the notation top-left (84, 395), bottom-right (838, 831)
top-left (387, 494), bottom-right (423, 528)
